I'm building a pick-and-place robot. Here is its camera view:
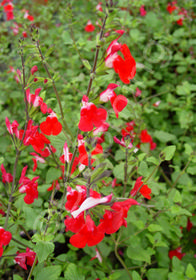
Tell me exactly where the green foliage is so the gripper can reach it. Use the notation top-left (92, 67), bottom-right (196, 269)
top-left (34, 241), bottom-right (55, 263)
top-left (0, 0), bottom-right (196, 279)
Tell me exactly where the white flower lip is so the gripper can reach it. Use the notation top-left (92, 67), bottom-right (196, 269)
top-left (71, 194), bottom-right (113, 218)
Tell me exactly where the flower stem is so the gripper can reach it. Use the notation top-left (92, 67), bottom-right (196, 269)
top-left (27, 255), bottom-right (38, 280)
top-left (36, 40), bottom-right (73, 142)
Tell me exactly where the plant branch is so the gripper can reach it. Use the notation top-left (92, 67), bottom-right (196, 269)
top-left (36, 40), bottom-right (73, 142)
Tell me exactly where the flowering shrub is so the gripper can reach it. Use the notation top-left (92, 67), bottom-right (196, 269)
top-left (0, 0), bottom-right (196, 280)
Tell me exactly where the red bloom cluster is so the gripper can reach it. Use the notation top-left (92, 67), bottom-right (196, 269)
top-left (167, 2), bottom-right (177, 14)
top-left (64, 185), bottom-right (139, 248)
top-left (130, 176), bottom-right (151, 200)
top-left (169, 247), bottom-right (185, 260)
top-left (78, 135), bottom-right (103, 166)
top-left (14, 247), bottom-right (36, 270)
top-left (2, 1), bottom-right (14, 20)
top-left (19, 166), bottom-right (39, 204)
top-left (114, 122), bottom-right (156, 152)
top-left (26, 88), bottom-right (51, 114)
top-left (7, 66), bottom-right (21, 83)
top-left (105, 32), bottom-right (136, 84)
top-left (0, 227), bottom-right (12, 257)
top-left (140, 129), bottom-right (157, 150)
top-left (78, 96), bottom-right (107, 132)
top-left (167, 2), bottom-right (188, 26)
top-left (140, 5), bottom-right (147, 17)
top-left (40, 114), bottom-right (62, 136)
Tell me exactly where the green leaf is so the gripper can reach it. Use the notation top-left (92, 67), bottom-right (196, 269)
top-left (115, 149), bottom-right (125, 161)
top-left (138, 161), bottom-right (148, 177)
top-left (127, 246), bottom-right (155, 263)
top-left (156, 247), bottom-right (170, 268)
top-left (171, 206), bottom-right (192, 217)
top-left (64, 263), bottom-right (85, 280)
top-left (154, 131), bottom-right (176, 143)
top-left (132, 271), bottom-right (142, 280)
top-left (161, 145), bottom-right (176, 161)
top-left (34, 241), bottom-right (55, 263)
top-left (113, 162), bottom-right (124, 180)
top-left (35, 265), bottom-right (61, 280)
top-left (176, 81), bottom-right (190, 95)
top-left (184, 143), bottom-right (193, 155)
top-left (172, 257), bottom-right (185, 273)
top-left (46, 167), bottom-right (62, 183)
top-left (13, 276), bottom-right (23, 280)
top-left (145, 12), bottom-right (162, 31)
top-left (168, 272), bottom-right (185, 280)
top-left (146, 268), bottom-right (168, 280)
top-left (186, 263), bottom-right (196, 278)
top-left (148, 224), bottom-right (163, 232)
top-left (173, 190), bottom-right (182, 203)
top-left (62, 31), bottom-right (73, 45)
top-left (146, 156), bottom-right (159, 165)
top-left (82, 59), bottom-right (91, 70)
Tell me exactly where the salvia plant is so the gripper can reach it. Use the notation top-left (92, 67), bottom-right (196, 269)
top-left (0, 0), bottom-right (196, 280)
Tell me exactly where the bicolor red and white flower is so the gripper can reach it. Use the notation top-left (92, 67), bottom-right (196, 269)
top-left (85, 20), bottom-right (95, 32)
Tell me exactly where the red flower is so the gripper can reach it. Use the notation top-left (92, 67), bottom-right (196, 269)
top-left (105, 39), bottom-right (122, 68)
top-left (5, 117), bottom-right (19, 138)
top-left (31, 65), bottom-right (38, 75)
top-left (3, 3), bottom-right (14, 12)
top-left (1, 164), bottom-right (13, 183)
top-left (140, 129), bottom-right (156, 150)
top-left (0, 204), bottom-right (5, 216)
top-left (78, 96), bottom-right (107, 132)
top-left (100, 199), bottom-right (139, 234)
top-left (113, 44), bottom-right (136, 84)
top-left (78, 135), bottom-right (103, 166)
top-left (186, 217), bottom-right (193, 232)
top-left (19, 166), bottom-right (39, 204)
top-left (0, 227), bottom-right (12, 257)
top-left (100, 84), bottom-right (127, 118)
top-left (110, 93), bottom-right (128, 118)
top-left (40, 114), bottom-right (62, 136)
top-left (70, 215), bottom-right (105, 248)
top-left (96, 2), bottom-right (103, 12)
top-left (85, 20), bottom-right (95, 32)
top-left (14, 248), bottom-right (36, 270)
top-left (140, 5), bottom-right (147, 16)
top-left (167, 2), bottom-right (177, 14)
top-left (24, 10), bottom-right (34, 21)
top-left (130, 177), bottom-right (151, 200)
top-left (64, 213), bottom-right (85, 233)
top-left (169, 247), bottom-right (185, 260)
top-left (65, 185), bottom-right (101, 213)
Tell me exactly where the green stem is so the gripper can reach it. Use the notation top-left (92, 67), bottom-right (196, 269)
top-left (112, 234), bottom-right (132, 280)
top-left (86, 9), bottom-right (108, 97)
top-left (4, 149), bottom-right (20, 230)
top-left (168, 157), bottom-right (193, 194)
top-left (36, 41), bottom-right (73, 142)
top-left (27, 255), bottom-right (38, 280)
top-left (12, 237), bottom-right (33, 250)
top-left (123, 148), bottom-right (128, 197)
